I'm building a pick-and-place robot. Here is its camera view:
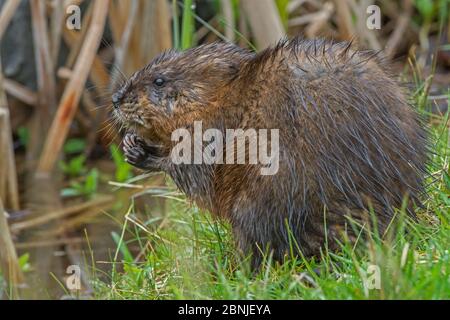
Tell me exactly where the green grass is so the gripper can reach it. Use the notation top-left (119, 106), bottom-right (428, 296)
top-left (91, 0), bottom-right (450, 300)
top-left (180, 0), bottom-right (195, 50)
top-left (2, 0), bottom-right (448, 302)
top-left (92, 99), bottom-right (450, 300)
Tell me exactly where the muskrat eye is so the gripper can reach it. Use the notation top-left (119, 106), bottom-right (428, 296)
top-left (154, 78), bottom-right (165, 87)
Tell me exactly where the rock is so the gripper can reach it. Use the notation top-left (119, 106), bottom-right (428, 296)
top-left (0, 0), bottom-right (37, 90)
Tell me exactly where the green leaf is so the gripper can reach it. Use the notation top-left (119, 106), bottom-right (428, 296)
top-left (414, 0), bottom-right (435, 20)
top-left (444, 171), bottom-right (450, 191)
top-left (111, 231), bottom-right (134, 263)
top-left (84, 168), bottom-right (99, 195)
top-left (110, 144), bottom-right (122, 164)
top-left (110, 144), bottom-right (132, 182)
top-left (440, 192), bottom-right (450, 205)
top-left (59, 154), bottom-right (87, 177)
top-left (275, 0), bottom-right (289, 29)
top-left (17, 126), bottom-right (29, 148)
top-left (181, 0), bottom-right (195, 49)
top-left (64, 138), bottom-right (86, 155)
top-left (18, 253), bottom-right (31, 272)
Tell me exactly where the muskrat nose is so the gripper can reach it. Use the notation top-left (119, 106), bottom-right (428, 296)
top-left (112, 92), bottom-right (122, 109)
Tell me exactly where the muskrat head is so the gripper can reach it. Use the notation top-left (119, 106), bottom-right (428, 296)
top-left (112, 42), bottom-right (253, 140)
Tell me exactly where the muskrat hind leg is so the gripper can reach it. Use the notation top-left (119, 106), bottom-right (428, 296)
top-left (123, 133), bottom-right (163, 171)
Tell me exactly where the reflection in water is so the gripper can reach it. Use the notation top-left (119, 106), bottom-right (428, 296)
top-left (10, 174), bottom-right (166, 299)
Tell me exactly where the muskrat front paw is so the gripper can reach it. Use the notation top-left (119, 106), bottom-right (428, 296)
top-left (123, 133), bottom-right (163, 171)
top-left (123, 133), bottom-right (146, 166)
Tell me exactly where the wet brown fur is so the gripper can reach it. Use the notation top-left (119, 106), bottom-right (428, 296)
top-left (113, 37), bottom-right (428, 266)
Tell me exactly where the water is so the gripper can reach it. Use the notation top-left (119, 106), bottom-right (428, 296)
top-left (9, 174), bottom-right (167, 300)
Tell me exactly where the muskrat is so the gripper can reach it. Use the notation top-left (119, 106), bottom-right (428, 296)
top-left (113, 38), bottom-right (428, 266)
